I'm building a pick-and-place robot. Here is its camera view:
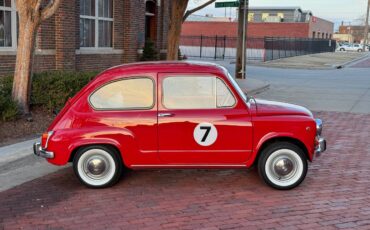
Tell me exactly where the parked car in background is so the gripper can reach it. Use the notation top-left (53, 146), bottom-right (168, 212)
top-left (33, 62), bottom-right (326, 190)
top-left (337, 43), bottom-right (367, 52)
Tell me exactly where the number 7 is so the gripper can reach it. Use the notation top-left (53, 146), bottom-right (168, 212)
top-left (200, 126), bottom-right (211, 142)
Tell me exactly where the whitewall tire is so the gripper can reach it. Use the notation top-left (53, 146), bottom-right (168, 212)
top-left (73, 145), bottom-right (123, 188)
top-left (258, 142), bottom-right (307, 190)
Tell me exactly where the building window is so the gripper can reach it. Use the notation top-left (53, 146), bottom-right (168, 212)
top-left (277, 13), bottom-right (284, 22)
top-left (262, 13), bottom-right (269, 22)
top-left (80, 0), bottom-right (113, 48)
top-left (248, 13), bottom-right (254, 22)
top-left (0, 0), bottom-right (16, 49)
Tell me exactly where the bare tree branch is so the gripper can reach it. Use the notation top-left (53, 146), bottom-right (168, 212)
top-left (41, 0), bottom-right (62, 21)
top-left (183, 0), bottom-right (216, 22)
top-left (35, 0), bottom-right (43, 13)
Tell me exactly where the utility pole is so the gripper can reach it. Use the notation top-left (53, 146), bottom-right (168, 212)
top-left (363, 0), bottom-right (370, 51)
top-left (235, 0), bottom-right (248, 79)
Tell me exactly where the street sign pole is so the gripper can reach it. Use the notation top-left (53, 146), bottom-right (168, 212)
top-left (363, 0), bottom-right (370, 51)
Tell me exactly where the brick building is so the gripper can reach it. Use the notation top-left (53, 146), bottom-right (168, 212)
top-left (338, 25), bottom-right (368, 43)
top-left (182, 7), bottom-right (334, 39)
top-left (0, 0), bottom-right (171, 76)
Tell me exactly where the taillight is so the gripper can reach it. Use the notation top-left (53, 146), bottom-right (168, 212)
top-left (41, 131), bottom-right (54, 149)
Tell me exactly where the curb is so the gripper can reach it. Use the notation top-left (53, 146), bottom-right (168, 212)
top-left (0, 138), bottom-right (38, 166)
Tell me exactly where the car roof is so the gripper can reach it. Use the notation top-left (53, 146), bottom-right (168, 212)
top-left (99, 61), bottom-right (227, 77)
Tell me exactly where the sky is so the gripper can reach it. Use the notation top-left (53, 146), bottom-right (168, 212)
top-left (187, 0), bottom-right (369, 30)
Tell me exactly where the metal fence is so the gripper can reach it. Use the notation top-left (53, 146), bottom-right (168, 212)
top-left (264, 37), bottom-right (337, 61)
top-left (180, 35), bottom-right (265, 60)
top-left (179, 35), bottom-right (337, 62)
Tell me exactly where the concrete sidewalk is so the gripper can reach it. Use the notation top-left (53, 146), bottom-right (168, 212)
top-left (0, 138), bottom-right (67, 192)
top-left (254, 52), bottom-right (369, 69)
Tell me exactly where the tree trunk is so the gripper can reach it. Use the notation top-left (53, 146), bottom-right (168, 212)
top-left (166, 0), bottom-right (188, 60)
top-left (12, 19), bottom-right (37, 114)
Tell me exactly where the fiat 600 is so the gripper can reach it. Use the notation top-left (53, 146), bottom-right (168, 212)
top-left (34, 62), bottom-right (326, 190)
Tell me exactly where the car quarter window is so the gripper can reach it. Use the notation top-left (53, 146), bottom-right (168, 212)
top-left (162, 76), bottom-right (236, 109)
top-left (89, 77), bottom-right (154, 110)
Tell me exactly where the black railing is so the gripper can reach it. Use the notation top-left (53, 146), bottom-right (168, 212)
top-left (264, 37), bottom-right (337, 61)
top-left (179, 35), bottom-right (337, 62)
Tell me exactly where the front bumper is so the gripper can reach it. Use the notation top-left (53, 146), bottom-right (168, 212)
top-left (314, 119), bottom-right (327, 155)
top-left (315, 137), bottom-right (326, 155)
top-left (33, 142), bottom-right (54, 159)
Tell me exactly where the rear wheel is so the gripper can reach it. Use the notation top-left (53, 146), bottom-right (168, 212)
top-left (358, 49), bottom-right (363, 52)
top-left (340, 48), bottom-right (345, 51)
top-left (258, 142), bottom-right (307, 190)
top-left (73, 145), bottom-right (123, 188)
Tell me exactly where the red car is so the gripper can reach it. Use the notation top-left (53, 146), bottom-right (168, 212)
top-left (34, 62), bottom-right (326, 190)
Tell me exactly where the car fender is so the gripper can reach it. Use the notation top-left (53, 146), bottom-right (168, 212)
top-left (46, 127), bottom-right (136, 166)
top-left (246, 131), bottom-right (313, 167)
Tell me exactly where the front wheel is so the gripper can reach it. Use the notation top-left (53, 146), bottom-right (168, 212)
top-left (73, 145), bottom-right (123, 188)
top-left (258, 142), bottom-right (308, 190)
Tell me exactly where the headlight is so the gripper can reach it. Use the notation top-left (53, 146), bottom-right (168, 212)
top-left (315, 119), bottom-right (322, 136)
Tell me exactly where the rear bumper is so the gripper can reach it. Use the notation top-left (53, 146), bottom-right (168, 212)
top-left (33, 142), bottom-right (54, 159)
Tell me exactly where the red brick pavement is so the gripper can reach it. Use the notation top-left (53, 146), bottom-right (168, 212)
top-left (351, 57), bottom-right (370, 68)
top-left (1, 112), bottom-right (370, 230)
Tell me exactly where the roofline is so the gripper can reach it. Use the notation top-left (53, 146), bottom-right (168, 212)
top-left (249, 6), bottom-right (302, 11)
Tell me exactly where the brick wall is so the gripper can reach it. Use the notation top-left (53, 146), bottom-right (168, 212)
top-left (182, 19), bottom-right (333, 39)
top-left (76, 54), bottom-right (123, 72)
top-left (0, 55), bottom-right (16, 76)
top-left (37, 16), bottom-right (55, 50)
top-left (122, 0), bottom-right (144, 63)
top-left (0, 0), bottom-right (171, 77)
top-left (181, 21), bottom-right (311, 38)
top-left (55, 0), bottom-right (77, 70)
top-left (309, 17), bottom-right (334, 39)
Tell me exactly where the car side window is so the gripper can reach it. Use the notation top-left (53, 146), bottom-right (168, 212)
top-left (89, 77), bottom-right (154, 110)
top-left (162, 76), bottom-right (236, 109)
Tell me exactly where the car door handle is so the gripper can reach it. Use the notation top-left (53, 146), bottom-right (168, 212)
top-left (158, 113), bottom-right (174, 117)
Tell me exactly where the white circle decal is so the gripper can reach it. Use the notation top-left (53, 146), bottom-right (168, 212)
top-left (193, 122), bottom-right (218, 146)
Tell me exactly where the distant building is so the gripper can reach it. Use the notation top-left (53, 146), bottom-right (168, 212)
top-left (182, 7), bottom-right (334, 39)
top-left (333, 34), bottom-right (354, 43)
top-left (245, 7), bottom-right (312, 23)
top-left (338, 24), bottom-right (367, 43)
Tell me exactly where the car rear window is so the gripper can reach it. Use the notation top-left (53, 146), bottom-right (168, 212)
top-left (89, 77), bottom-right (154, 110)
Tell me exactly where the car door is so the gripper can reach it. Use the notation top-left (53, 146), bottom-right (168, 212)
top-left (157, 73), bottom-right (253, 165)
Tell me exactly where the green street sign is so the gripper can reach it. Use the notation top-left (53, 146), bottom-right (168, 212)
top-left (215, 1), bottom-right (239, 8)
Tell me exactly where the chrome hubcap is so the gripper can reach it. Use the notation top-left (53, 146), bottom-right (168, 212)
top-left (269, 154), bottom-right (298, 181)
top-left (87, 158), bottom-right (106, 175)
top-left (83, 154), bottom-right (110, 179)
top-left (274, 158), bottom-right (294, 176)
